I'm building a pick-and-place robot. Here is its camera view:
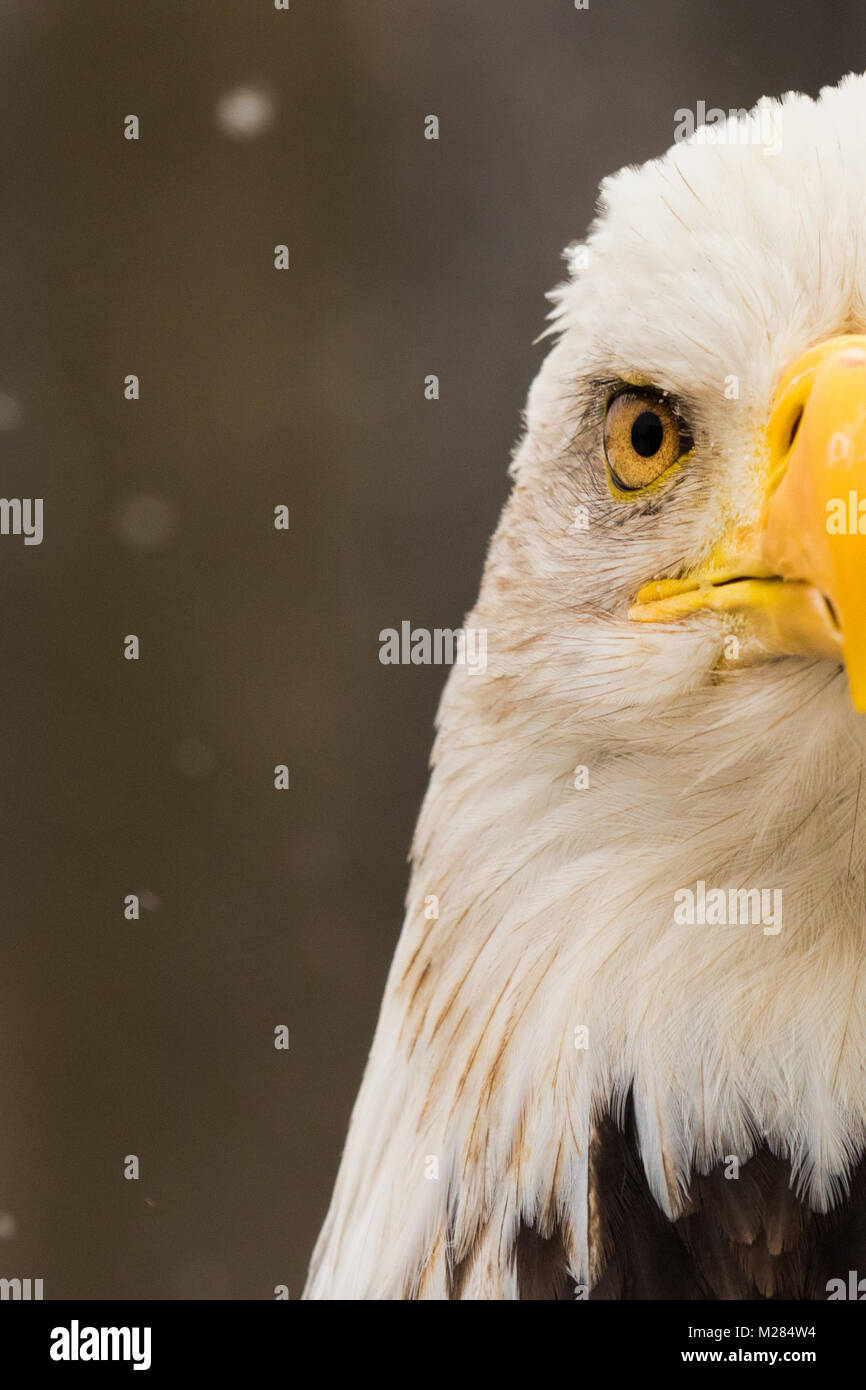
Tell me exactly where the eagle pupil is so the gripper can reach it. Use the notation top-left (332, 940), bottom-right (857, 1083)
top-left (631, 410), bottom-right (664, 457)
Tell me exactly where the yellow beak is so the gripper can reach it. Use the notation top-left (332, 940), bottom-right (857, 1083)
top-left (630, 334), bottom-right (866, 711)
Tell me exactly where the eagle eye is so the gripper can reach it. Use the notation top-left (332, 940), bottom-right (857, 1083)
top-left (603, 388), bottom-right (692, 492)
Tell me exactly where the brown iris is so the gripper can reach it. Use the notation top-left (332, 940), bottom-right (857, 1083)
top-left (603, 388), bottom-right (691, 492)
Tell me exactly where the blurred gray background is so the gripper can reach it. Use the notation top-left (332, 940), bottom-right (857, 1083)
top-left (0, 0), bottom-right (861, 1298)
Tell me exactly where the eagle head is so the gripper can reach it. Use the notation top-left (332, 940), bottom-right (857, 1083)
top-left (307, 72), bottom-right (866, 1301)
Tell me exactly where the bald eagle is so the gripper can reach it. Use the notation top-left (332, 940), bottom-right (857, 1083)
top-left (306, 73), bottom-right (866, 1300)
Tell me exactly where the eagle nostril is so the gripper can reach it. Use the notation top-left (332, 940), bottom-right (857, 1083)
top-left (787, 404), bottom-right (804, 451)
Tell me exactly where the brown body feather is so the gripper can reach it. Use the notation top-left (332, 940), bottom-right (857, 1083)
top-left (480, 1093), bottom-right (866, 1300)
